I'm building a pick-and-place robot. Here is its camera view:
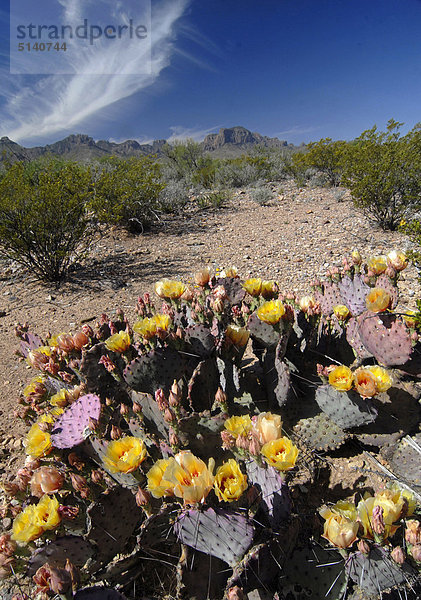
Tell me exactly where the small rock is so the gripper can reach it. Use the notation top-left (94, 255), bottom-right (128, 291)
top-left (2, 517), bottom-right (12, 530)
top-left (408, 289), bottom-right (415, 297)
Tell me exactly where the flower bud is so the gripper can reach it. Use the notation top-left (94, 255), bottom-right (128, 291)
top-left (58, 505), bottom-right (79, 520)
top-left (2, 481), bottom-right (19, 498)
top-left (120, 403), bottom-right (129, 416)
top-left (405, 519), bottom-right (421, 546)
top-left (351, 250), bottom-right (362, 265)
top-left (357, 539), bottom-right (370, 554)
top-left (136, 486), bottom-right (151, 507)
top-left (15, 467), bottom-right (32, 491)
top-left (0, 534), bottom-right (16, 557)
top-left (220, 430), bottom-right (235, 450)
top-left (133, 401), bottom-right (142, 414)
top-left (68, 452), bottom-right (85, 471)
top-left (65, 559), bottom-right (81, 592)
top-left (227, 586), bottom-right (244, 600)
top-left (49, 565), bottom-right (72, 594)
top-left (194, 267), bottom-right (211, 287)
top-left (111, 425), bottom-right (122, 440)
top-left (155, 388), bottom-right (168, 411)
top-left (163, 408), bottom-right (175, 423)
top-left (299, 296), bottom-right (315, 313)
top-left (81, 324), bottom-right (94, 338)
top-left (98, 355), bottom-right (116, 373)
top-left (371, 505), bottom-right (385, 536)
top-left (69, 473), bottom-right (90, 499)
top-left (212, 298), bottom-right (224, 313)
top-left (0, 554), bottom-right (14, 579)
top-left (91, 470), bottom-right (103, 484)
top-left (30, 466), bottom-right (64, 497)
top-left (181, 287), bottom-right (195, 302)
top-left (410, 544), bottom-right (421, 562)
top-left (391, 546), bottom-right (405, 564)
top-left (387, 250), bottom-right (408, 272)
top-left (57, 334), bottom-right (75, 353)
top-left (73, 331), bottom-right (89, 350)
top-left (215, 387), bottom-right (227, 406)
top-left (169, 428), bottom-right (180, 447)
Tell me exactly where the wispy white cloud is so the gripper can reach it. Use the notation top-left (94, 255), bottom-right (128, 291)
top-left (1, 0), bottom-right (190, 143)
top-left (275, 125), bottom-right (320, 138)
top-left (167, 124), bottom-right (220, 142)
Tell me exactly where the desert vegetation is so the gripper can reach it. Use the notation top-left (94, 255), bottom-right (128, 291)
top-left (0, 122), bottom-right (420, 600)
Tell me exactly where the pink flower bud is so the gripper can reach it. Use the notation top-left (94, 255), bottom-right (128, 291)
top-left (133, 401), bottom-right (142, 414)
top-left (73, 331), bottom-right (89, 350)
top-left (169, 428), bottom-right (180, 447)
top-left (136, 486), bottom-right (151, 507)
top-left (2, 481), bottom-right (20, 497)
top-left (405, 520), bottom-right (421, 546)
top-left (227, 586), bottom-right (244, 600)
top-left (155, 388), bottom-right (168, 411)
top-left (391, 546), bottom-right (405, 564)
top-left (65, 559), bottom-right (80, 592)
top-left (16, 467), bottom-right (32, 491)
top-left (371, 505), bottom-right (385, 536)
top-left (69, 473), bottom-right (90, 499)
top-left (221, 430), bottom-right (235, 450)
top-left (357, 539), bottom-right (370, 554)
top-left (81, 324), bottom-right (94, 337)
top-left (68, 452), bottom-right (85, 471)
top-left (57, 334), bottom-right (75, 353)
top-left (98, 355), bottom-right (116, 372)
top-left (30, 467), bottom-right (64, 497)
top-left (58, 505), bottom-right (80, 520)
top-left (163, 408), bottom-right (175, 423)
top-left (91, 470), bottom-right (103, 484)
top-left (111, 425), bottom-right (122, 440)
top-left (0, 534), bottom-right (16, 557)
top-left (410, 544), bottom-right (421, 562)
top-left (120, 403), bottom-right (129, 415)
top-left (215, 387), bottom-right (227, 406)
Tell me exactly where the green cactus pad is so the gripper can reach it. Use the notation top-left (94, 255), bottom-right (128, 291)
top-left (346, 546), bottom-right (417, 595)
top-left (293, 412), bottom-right (348, 452)
top-left (124, 347), bottom-right (187, 395)
top-left (28, 535), bottom-right (94, 576)
top-left (315, 384), bottom-right (378, 429)
top-left (357, 311), bottom-right (412, 366)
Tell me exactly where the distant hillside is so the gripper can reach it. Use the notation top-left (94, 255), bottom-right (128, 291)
top-left (0, 126), bottom-right (294, 164)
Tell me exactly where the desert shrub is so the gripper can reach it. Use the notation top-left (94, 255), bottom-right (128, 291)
top-left (157, 179), bottom-right (192, 213)
top-left (290, 138), bottom-right (348, 187)
top-left (214, 157), bottom-right (261, 187)
top-left (91, 156), bottom-right (164, 233)
top-left (343, 120), bottom-right (421, 230)
top-left (0, 158), bottom-right (95, 282)
top-left (248, 184), bottom-right (273, 205)
top-left (161, 139), bottom-right (218, 187)
top-left (195, 188), bottom-right (232, 209)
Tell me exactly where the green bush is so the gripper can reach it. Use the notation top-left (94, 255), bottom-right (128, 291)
top-left (195, 188), bottom-right (232, 209)
top-left (0, 158), bottom-right (95, 282)
top-left (343, 120), bottom-right (421, 230)
top-left (92, 156), bottom-right (164, 233)
top-left (290, 138), bottom-right (348, 187)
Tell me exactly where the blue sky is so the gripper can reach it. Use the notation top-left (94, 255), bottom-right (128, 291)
top-left (1, 0), bottom-right (421, 146)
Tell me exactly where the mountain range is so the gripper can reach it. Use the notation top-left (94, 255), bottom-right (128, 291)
top-left (0, 126), bottom-right (294, 163)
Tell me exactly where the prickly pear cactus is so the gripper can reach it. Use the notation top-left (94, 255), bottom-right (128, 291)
top-left (51, 394), bottom-right (101, 448)
top-left (246, 460), bottom-right (291, 529)
top-left (124, 347), bottom-right (186, 394)
top-left (28, 535), bottom-right (94, 576)
top-left (315, 384), bottom-right (378, 429)
top-left (357, 311), bottom-right (413, 366)
top-left (338, 274), bottom-right (370, 316)
top-left (294, 412), bottom-right (348, 452)
top-left (174, 508), bottom-right (254, 566)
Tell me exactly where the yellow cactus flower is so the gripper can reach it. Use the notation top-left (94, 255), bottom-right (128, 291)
top-left (154, 313), bottom-right (171, 331)
top-left (164, 451), bottom-right (214, 504)
top-left (328, 365), bottom-right (353, 392)
top-left (254, 412), bottom-right (283, 444)
top-left (299, 296), bottom-right (316, 313)
top-left (104, 331), bottom-right (131, 353)
top-left (367, 255), bottom-right (387, 275)
top-left (33, 495), bottom-right (61, 531)
top-left (261, 280), bottom-right (277, 299)
top-left (257, 299), bottom-right (286, 324)
top-left (366, 288), bottom-right (390, 312)
top-left (333, 305), bottom-right (350, 320)
top-left (11, 505), bottom-right (43, 544)
top-left (146, 458), bottom-right (175, 498)
top-left (49, 389), bottom-right (69, 408)
top-left (103, 436), bottom-right (147, 473)
top-left (155, 279), bottom-right (186, 299)
top-left (133, 317), bottom-right (158, 340)
top-left (351, 250), bottom-right (362, 265)
top-left (221, 266), bottom-right (238, 278)
top-left (224, 415), bottom-right (252, 438)
top-left (25, 424), bottom-right (52, 459)
top-left (319, 501), bottom-right (359, 549)
top-left (353, 368), bottom-right (377, 398)
top-left (357, 491), bottom-right (404, 540)
top-left (387, 250), bottom-right (408, 271)
top-left (214, 459), bottom-right (248, 502)
top-left (386, 483), bottom-right (416, 517)
top-left (23, 376), bottom-right (46, 397)
top-left (366, 365), bottom-right (392, 393)
top-left (243, 278), bottom-right (262, 297)
top-left (261, 437), bottom-right (299, 471)
top-left (403, 310), bottom-right (417, 328)
top-left (226, 325), bottom-right (250, 347)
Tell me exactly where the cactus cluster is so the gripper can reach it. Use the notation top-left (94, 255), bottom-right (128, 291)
top-left (1, 250), bottom-right (420, 599)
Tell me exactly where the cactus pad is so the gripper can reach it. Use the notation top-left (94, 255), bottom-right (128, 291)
top-left (314, 281), bottom-right (343, 315)
top-left (247, 312), bottom-right (281, 348)
top-left (131, 391), bottom-right (168, 439)
top-left (383, 434), bottom-right (421, 488)
top-left (293, 413), bottom-right (348, 452)
top-left (19, 331), bottom-right (43, 358)
top-left (215, 277), bottom-right (245, 305)
top-left (346, 317), bottom-right (373, 359)
top-left (51, 394), bottom-right (101, 449)
top-left (346, 546), bottom-right (416, 595)
top-left (338, 274), bottom-right (370, 316)
top-left (281, 545), bottom-right (346, 600)
top-left (174, 507), bottom-right (254, 566)
top-left (87, 487), bottom-right (142, 564)
top-left (315, 384), bottom-right (378, 429)
top-left (124, 347), bottom-right (186, 394)
top-left (27, 535), bottom-right (94, 576)
top-left (188, 358), bottom-right (220, 411)
top-left (185, 324), bottom-right (216, 358)
top-left (80, 343), bottom-right (122, 396)
top-left (357, 311), bottom-right (412, 366)
top-left (246, 460), bottom-right (291, 529)
top-left (376, 273), bottom-right (399, 308)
